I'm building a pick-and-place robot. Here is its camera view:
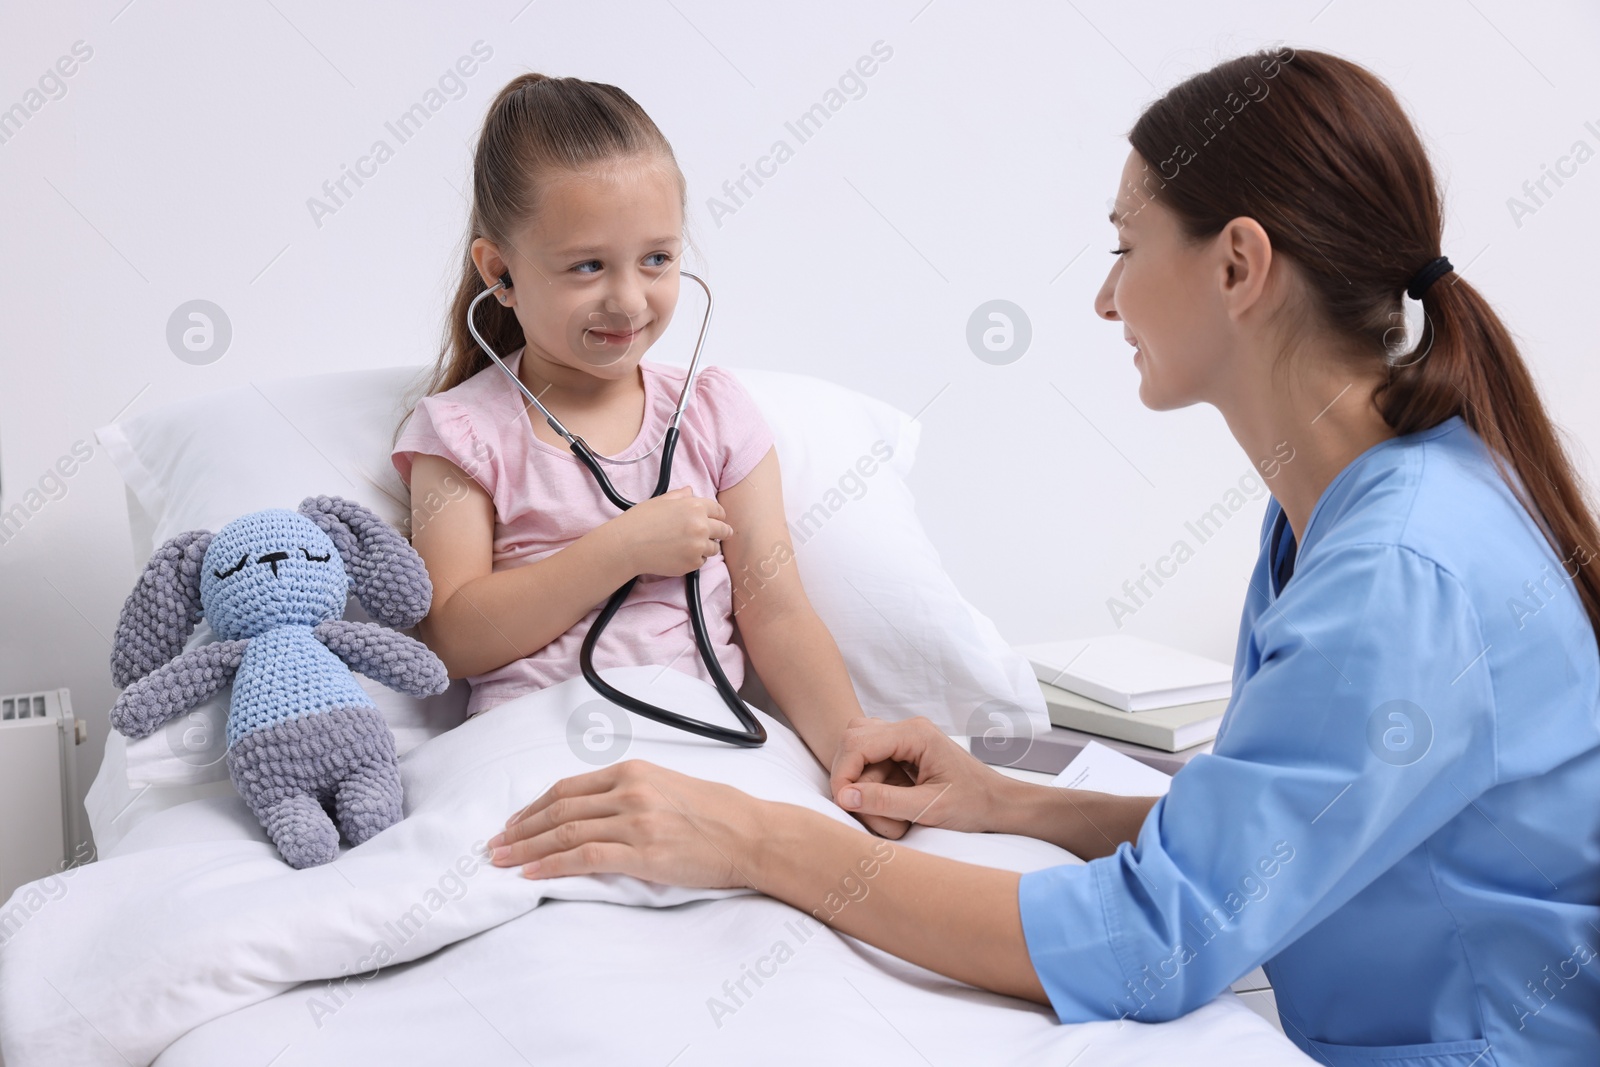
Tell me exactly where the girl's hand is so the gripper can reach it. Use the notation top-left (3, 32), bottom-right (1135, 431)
top-left (846, 756), bottom-right (916, 839)
top-left (830, 716), bottom-right (1011, 835)
top-left (614, 486), bottom-right (736, 578)
top-left (486, 759), bottom-right (759, 889)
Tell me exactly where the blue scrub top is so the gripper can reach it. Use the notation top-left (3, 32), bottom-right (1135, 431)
top-left (1017, 415), bottom-right (1600, 1065)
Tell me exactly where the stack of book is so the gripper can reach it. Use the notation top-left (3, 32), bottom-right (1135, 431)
top-left (1018, 634), bottom-right (1232, 753)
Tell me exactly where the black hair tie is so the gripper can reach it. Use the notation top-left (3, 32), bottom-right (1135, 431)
top-left (1405, 256), bottom-right (1452, 299)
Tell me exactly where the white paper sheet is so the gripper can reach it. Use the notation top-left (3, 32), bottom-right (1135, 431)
top-left (1050, 739), bottom-right (1175, 796)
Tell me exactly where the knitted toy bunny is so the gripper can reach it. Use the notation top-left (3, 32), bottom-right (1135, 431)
top-left (108, 494), bottom-right (449, 869)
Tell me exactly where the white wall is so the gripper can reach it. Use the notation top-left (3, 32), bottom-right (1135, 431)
top-left (3, 0), bottom-right (1597, 847)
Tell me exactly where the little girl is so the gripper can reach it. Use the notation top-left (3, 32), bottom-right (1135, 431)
top-left (390, 72), bottom-right (907, 833)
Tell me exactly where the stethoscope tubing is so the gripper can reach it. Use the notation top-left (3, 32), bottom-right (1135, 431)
top-left (467, 269), bottom-right (767, 747)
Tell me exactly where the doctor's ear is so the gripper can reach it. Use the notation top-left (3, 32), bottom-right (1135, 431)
top-left (1217, 215), bottom-right (1275, 321)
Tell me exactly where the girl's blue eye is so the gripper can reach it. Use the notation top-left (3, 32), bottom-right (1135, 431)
top-left (574, 260), bottom-right (602, 274)
top-left (645, 252), bottom-right (671, 267)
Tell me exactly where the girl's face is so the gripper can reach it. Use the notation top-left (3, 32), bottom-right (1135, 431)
top-left (492, 157), bottom-right (684, 381)
top-left (1093, 150), bottom-right (1237, 410)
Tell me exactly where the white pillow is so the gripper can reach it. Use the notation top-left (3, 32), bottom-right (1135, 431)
top-left (96, 365), bottom-right (473, 789)
top-left (94, 363), bottom-right (1047, 792)
top-left (730, 369), bottom-right (1047, 741)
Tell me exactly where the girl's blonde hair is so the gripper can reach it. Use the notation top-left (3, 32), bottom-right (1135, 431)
top-left (395, 72), bottom-right (685, 448)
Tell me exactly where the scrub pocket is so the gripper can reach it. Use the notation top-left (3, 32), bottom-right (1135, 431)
top-left (1299, 1035), bottom-right (1496, 1066)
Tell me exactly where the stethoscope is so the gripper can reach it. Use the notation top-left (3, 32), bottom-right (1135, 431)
top-left (466, 269), bottom-right (767, 748)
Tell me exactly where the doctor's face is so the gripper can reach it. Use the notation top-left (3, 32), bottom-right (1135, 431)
top-left (1094, 150), bottom-right (1234, 410)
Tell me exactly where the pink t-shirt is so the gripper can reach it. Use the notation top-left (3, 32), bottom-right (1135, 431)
top-left (391, 350), bottom-right (775, 719)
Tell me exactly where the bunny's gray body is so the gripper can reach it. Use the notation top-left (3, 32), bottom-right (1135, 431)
top-left (109, 495), bottom-right (449, 868)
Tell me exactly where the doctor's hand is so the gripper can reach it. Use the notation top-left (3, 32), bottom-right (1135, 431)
top-left (486, 759), bottom-right (758, 890)
top-left (842, 756), bottom-right (917, 840)
top-left (830, 716), bottom-right (1010, 835)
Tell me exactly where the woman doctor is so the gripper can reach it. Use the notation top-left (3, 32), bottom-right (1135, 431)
top-left (486, 48), bottom-right (1600, 1064)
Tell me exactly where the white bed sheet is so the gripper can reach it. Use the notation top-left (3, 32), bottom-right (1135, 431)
top-left (6, 667), bottom-right (1313, 1066)
top-left (152, 889), bottom-right (1303, 1066)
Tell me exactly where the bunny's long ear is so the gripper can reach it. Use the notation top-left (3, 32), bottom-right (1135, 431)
top-left (111, 529), bottom-right (213, 688)
top-left (298, 495), bottom-right (433, 630)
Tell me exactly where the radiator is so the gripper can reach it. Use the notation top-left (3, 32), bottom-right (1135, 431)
top-left (0, 689), bottom-right (89, 902)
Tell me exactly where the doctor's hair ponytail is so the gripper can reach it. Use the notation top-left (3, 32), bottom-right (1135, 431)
top-left (1127, 46), bottom-right (1600, 641)
top-left (396, 71), bottom-right (687, 446)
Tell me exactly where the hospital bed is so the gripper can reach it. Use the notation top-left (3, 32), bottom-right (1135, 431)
top-left (0, 363), bottom-right (1313, 1065)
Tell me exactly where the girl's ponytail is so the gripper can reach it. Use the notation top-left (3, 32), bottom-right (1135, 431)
top-left (436, 241), bottom-right (524, 405)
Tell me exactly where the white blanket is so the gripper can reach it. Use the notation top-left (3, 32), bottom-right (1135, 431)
top-left (0, 668), bottom-right (1311, 1066)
